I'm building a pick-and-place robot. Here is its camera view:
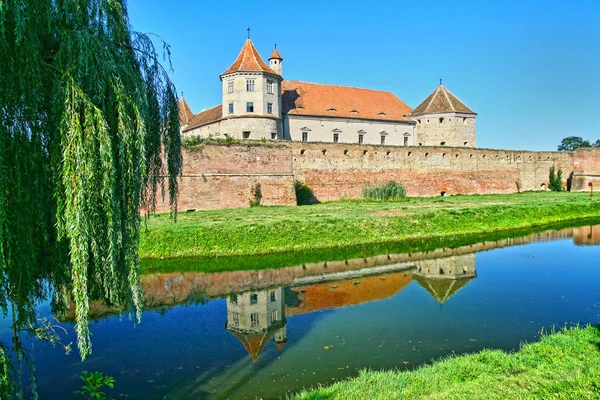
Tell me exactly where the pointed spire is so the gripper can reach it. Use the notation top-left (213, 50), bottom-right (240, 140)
top-left (222, 39), bottom-right (277, 76)
top-left (412, 84), bottom-right (476, 116)
top-left (269, 44), bottom-right (283, 61)
top-left (177, 96), bottom-right (193, 125)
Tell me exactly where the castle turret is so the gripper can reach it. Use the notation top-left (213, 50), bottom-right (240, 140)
top-left (226, 288), bottom-right (287, 361)
top-left (268, 45), bottom-right (283, 77)
top-left (412, 83), bottom-right (477, 147)
top-left (220, 39), bottom-right (282, 140)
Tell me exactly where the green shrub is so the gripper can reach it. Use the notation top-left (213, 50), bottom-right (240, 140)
top-left (294, 180), bottom-right (316, 205)
top-left (181, 135), bottom-right (240, 148)
top-left (362, 181), bottom-right (407, 201)
top-left (249, 183), bottom-right (262, 207)
top-left (549, 166), bottom-right (563, 192)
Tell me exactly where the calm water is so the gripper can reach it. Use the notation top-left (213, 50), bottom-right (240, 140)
top-left (3, 224), bottom-right (600, 399)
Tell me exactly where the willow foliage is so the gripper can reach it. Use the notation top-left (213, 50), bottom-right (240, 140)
top-left (0, 0), bottom-right (181, 366)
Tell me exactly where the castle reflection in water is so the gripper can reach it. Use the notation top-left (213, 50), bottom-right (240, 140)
top-left (224, 224), bottom-right (600, 361)
top-left (225, 253), bottom-right (476, 361)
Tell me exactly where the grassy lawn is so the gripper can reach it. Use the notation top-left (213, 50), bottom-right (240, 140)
top-left (292, 325), bottom-right (600, 400)
top-left (140, 192), bottom-right (600, 259)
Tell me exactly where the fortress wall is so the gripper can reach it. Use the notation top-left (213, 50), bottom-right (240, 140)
top-left (152, 144), bottom-right (296, 212)
top-left (152, 143), bottom-right (596, 212)
top-left (290, 142), bottom-right (574, 200)
top-left (571, 148), bottom-right (600, 192)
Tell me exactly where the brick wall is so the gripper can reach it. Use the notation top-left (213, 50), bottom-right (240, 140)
top-left (571, 148), bottom-right (600, 192)
top-left (152, 143), bottom-right (296, 212)
top-left (151, 143), bottom-right (599, 212)
top-left (291, 142), bottom-right (574, 200)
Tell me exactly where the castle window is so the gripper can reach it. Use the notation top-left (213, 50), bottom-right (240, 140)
top-left (270, 291), bottom-right (276, 302)
top-left (464, 141), bottom-right (468, 146)
top-left (231, 294), bottom-right (238, 304)
top-left (267, 80), bottom-right (274, 94)
top-left (228, 103), bottom-right (234, 114)
top-left (250, 313), bottom-right (259, 327)
top-left (418, 119), bottom-right (421, 124)
top-left (463, 117), bottom-right (467, 123)
top-left (404, 137), bottom-right (409, 146)
top-left (267, 103), bottom-right (273, 114)
top-left (271, 132), bottom-right (277, 140)
top-left (358, 134), bottom-right (364, 144)
top-left (380, 135), bottom-right (386, 145)
top-left (302, 132), bottom-right (308, 142)
top-left (232, 312), bottom-right (239, 325)
top-left (246, 102), bottom-right (254, 112)
top-left (333, 133), bottom-right (339, 143)
top-left (246, 79), bottom-right (255, 92)
top-left (243, 131), bottom-right (250, 139)
top-left (439, 117), bottom-right (444, 123)
top-left (227, 80), bottom-right (234, 93)
top-left (271, 310), bottom-right (278, 323)
top-left (440, 142), bottom-right (446, 145)
top-left (250, 293), bottom-right (258, 304)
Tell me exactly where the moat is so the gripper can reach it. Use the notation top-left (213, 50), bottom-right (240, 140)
top-left (2, 223), bottom-right (600, 399)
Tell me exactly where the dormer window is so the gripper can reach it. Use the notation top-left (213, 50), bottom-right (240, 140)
top-left (246, 79), bottom-right (255, 92)
top-left (350, 109), bottom-right (359, 114)
top-left (378, 112), bottom-right (386, 116)
top-left (327, 107), bottom-right (337, 112)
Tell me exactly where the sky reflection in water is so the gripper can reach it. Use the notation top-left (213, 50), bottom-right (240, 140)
top-left (2, 224), bottom-right (600, 399)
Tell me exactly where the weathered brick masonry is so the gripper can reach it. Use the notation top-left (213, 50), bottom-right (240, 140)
top-left (571, 148), bottom-right (600, 192)
top-left (153, 144), bottom-right (600, 212)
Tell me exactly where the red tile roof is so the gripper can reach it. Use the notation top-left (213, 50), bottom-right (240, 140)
top-left (178, 97), bottom-right (194, 125)
top-left (184, 105), bottom-right (222, 131)
top-left (282, 80), bottom-right (413, 122)
top-left (222, 39), bottom-right (278, 76)
top-left (269, 48), bottom-right (283, 60)
top-left (412, 85), bottom-right (476, 116)
top-left (286, 271), bottom-right (412, 316)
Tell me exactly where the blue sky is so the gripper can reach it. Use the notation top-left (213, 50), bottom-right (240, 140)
top-left (128, 0), bottom-right (600, 151)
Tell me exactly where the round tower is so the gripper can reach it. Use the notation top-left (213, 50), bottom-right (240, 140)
top-left (220, 39), bottom-right (283, 140)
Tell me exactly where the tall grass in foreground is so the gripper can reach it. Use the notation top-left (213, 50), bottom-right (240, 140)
top-left (362, 181), bottom-right (407, 201)
top-left (293, 325), bottom-right (600, 400)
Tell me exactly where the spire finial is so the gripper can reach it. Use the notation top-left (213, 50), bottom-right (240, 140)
top-left (247, 27), bottom-right (250, 39)
top-left (181, 90), bottom-right (184, 98)
top-left (274, 43), bottom-right (277, 49)
top-left (440, 78), bottom-right (442, 86)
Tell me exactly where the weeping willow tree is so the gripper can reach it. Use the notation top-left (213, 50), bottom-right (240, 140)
top-left (0, 0), bottom-right (181, 379)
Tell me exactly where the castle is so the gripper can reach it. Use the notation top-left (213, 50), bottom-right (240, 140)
top-left (178, 39), bottom-right (477, 148)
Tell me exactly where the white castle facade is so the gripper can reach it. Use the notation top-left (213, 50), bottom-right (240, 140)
top-left (179, 39), bottom-right (477, 147)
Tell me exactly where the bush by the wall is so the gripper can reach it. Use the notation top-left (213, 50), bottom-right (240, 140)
top-left (549, 166), bottom-right (563, 192)
top-left (294, 180), bottom-right (316, 205)
top-left (249, 183), bottom-right (262, 207)
top-left (362, 181), bottom-right (407, 201)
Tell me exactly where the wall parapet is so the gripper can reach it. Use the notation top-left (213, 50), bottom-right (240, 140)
top-left (150, 142), bottom-right (598, 211)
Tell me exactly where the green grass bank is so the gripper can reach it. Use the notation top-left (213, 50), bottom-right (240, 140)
top-left (292, 325), bottom-right (600, 400)
top-left (140, 192), bottom-right (600, 259)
